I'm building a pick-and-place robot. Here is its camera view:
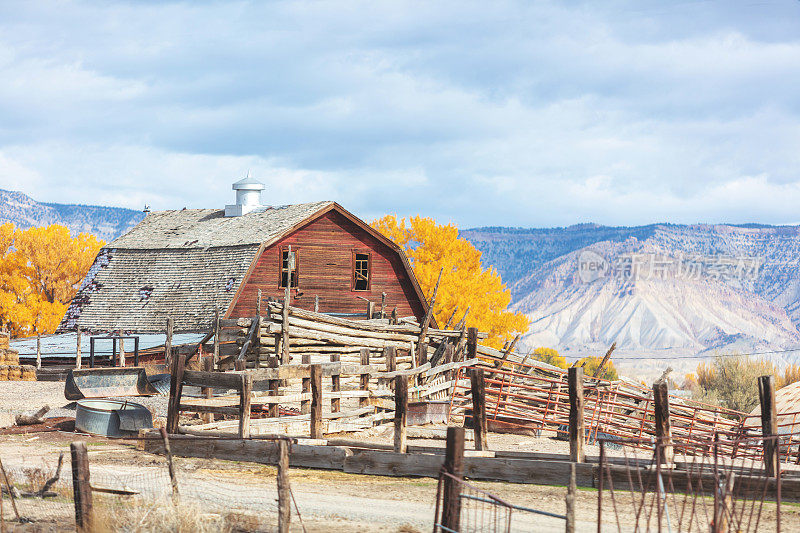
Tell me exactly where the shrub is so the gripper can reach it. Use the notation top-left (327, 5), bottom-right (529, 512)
top-left (692, 356), bottom-right (778, 413)
top-left (532, 347), bottom-right (567, 369)
top-left (578, 356), bottom-right (618, 381)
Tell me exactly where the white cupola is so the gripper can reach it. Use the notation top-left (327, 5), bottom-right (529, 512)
top-left (225, 174), bottom-right (266, 217)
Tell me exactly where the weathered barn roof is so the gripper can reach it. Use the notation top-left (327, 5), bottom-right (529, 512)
top-left (59, 202), bottom-right (333, 334)
top-left (111, 201), bottom-right (333, 249)
top-left (58, 200), bottom-right (431, 334)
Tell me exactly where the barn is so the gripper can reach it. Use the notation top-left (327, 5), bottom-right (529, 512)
top-left (58, 177), bottom-right (430, 335)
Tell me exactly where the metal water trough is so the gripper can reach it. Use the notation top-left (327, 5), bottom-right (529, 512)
top-left (65, 367), bottom-right (159, 401)
top-left (75, 399), bottom-right (153, 437)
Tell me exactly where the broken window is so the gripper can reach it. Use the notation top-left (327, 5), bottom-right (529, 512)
top-left (280, 249), bottom-right (298, 288)
top-left (353, 252), bottom-right (370, 291)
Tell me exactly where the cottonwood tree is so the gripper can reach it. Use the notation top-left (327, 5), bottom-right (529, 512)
top-left (0, 224), bottom-right (103, 336)
top-left (371, 215), bottom-right (528, 349)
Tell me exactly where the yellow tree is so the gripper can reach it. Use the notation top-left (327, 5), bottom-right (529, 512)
top-left (532, 347), bottom-right (568, 369)
top-left (0, 224), bottom-right (104, 336)
top-left (372, 215), bottom-right (528, 348)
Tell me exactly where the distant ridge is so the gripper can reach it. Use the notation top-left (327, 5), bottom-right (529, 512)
top-left (462, 223), bottom-right (800, 370)
top-left (0, 189), bottom-right (144, 242)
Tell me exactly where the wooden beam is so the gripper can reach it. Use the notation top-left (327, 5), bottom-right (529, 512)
top-left (592, 342), bottom-right (617, 379)
top-left (469, 368), bottom-right (488, 451)
top-left (165, 317), bottom-right (174, 370)
top-left (76, 329), bottom-right (82, 370)
top-left (310, 364), bottom-right (323, 439)
top-left (568, 366), bottom-right (585, 463)
top-left (416, 268), bottom-right (442, 363)
top-left (466, 327), bottom-right (478, 361)
top-left (239, 373), bottom-right (253, 439)
top-left (394, 375), bottom-right (408, 453)
top-left (758, 374), bottom-right (778, 477)
top-left (166, 354), bottom-right (186, 434)
top-left (301, 354), bottom-right (311, 414)
top-left (330, 353), bottom-right (341, 413)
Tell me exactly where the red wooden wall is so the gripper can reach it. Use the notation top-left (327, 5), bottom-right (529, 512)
top-left (228, 210), bottom-right (426, 321)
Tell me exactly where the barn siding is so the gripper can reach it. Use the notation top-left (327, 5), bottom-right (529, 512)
top-left (228, 211), bottom-right (426, 321)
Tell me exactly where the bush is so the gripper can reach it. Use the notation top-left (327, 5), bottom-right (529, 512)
top-left (692, 356), bottom-right (777, 413)
top-left (578, 356), bottom-right (618, 381)
top-left (532, 347), bottom-right (567, 368)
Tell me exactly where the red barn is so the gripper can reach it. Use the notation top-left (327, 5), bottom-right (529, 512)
top-left (59, 178), bottom-right (429, 334)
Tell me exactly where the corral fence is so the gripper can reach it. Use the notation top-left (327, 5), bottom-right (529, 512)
top-left (597, 434), bottom-right (791, 533)
top-left (0, 432), bottom-right (299, 533)
top-left (449, 358), bottom-right (800, 464)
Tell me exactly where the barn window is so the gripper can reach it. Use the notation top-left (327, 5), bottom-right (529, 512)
top-left (353, 252), bottom-right (370, 291)
top-left (280, 249), bottom-right (298, 288)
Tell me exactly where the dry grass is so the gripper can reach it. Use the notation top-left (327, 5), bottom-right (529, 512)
top-left (92, 498), bottom-right (266, 533)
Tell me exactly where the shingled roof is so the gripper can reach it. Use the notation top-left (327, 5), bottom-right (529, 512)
top-left (58, 202), bottom-right (334, 334)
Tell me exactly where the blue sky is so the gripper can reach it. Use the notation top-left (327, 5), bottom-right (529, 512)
top-left (1, 1), bottom-right (799, 228)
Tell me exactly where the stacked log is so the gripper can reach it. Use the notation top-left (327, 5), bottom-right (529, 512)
top-left (226, 302), bottom-right (479, 371)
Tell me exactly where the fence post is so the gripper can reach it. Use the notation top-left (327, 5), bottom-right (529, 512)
top-left (165, 317), bottom-right (174, 370)
top-left (239, 373), bottom-right (253, 439)
top-left (301, 354), bottom-right (311, 414)
top-left (653, 380), bottom-right (673, 465)
top-left (166, 354), bottom-right (186, 434)
top-left (441, 427), bottom-right (465, 532)
top-left (36, 333), bottom-right (41, 370)
top-left (758, 375), bottom-right (778, 477)
top-left (467, 327), bottom-right (478, 360)
top-left (159, 428), bottom-right (179, 502)
top-left (394, 375), bottom-right (408, 453)
top-left (330, 353), bottom-right (341, 413)
top-left (469, 368), bottom-right (488, 451)
top-left (277, 439), bottom-right (291, 533)
top-left (359, 349), bottom-right (370, 408)
top-left (75, 329), bottom-right (82, 370)
top-left (202, 356), bottom-right (214, 424)
top-left (310, 364), bottom-right (323, 439)
top-left (568, 366), bottom-right (585, 463)
top-left (70, 441), bottom-right (93, 532)
top-left (565, 462), bottom-right (576, 533)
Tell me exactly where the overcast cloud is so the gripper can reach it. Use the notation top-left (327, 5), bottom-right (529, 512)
top-left (0, 0), bottom-right (799, 228)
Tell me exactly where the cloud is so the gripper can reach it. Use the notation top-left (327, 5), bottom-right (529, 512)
top-left (0, 0), bottom-right (799, 228)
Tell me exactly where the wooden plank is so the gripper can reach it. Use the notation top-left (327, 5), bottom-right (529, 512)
top-left (301, 354), bottom-right (311, 414)
top-left (178, 404), bottom-right (239, 416)
top-left (182, 370), bottom-right (244, 390)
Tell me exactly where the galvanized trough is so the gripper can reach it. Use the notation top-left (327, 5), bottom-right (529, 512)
top-left (65, 367), bottom-right (159, 401)
top-left (75, 399), bottom-right (153, 437)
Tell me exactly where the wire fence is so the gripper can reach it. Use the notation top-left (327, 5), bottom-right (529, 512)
top-left (597, 435), bottom-right (788, 533)
top-left (0, 438), bottom-right (298, 532)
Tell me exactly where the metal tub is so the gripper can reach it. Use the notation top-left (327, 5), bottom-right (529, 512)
top-left (75, 399), bottom-right (153, 437)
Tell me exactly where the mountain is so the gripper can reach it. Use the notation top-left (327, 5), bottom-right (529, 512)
top-left (462, 224), bottom-right (800, 375)
top-left (0, 189), bottom-right (143, 242)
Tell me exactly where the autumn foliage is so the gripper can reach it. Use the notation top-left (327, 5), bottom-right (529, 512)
top-left (371, 215), bottom-right (528, 349)
top-left (0, 224), bottom-right (103, 336)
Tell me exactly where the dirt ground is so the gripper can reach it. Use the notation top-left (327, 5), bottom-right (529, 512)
top-left (1, 382), bottom-right (799, 532)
